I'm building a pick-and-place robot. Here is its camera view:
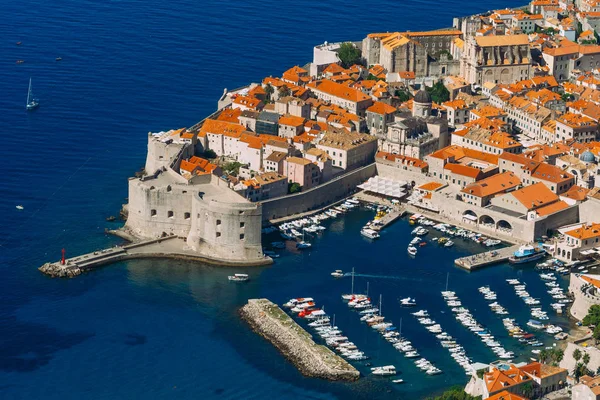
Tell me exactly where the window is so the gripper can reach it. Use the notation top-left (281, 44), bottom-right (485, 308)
top-left (151, 209), bottom-right (157, 217)
top-left (216, 232), bottom-right (221, 237)
top-left (168, 211), bottom-right (174, 218)
top-left (240, 234), bottom-right (245, 240)
top-left (240, 222), bottom-right (245, 228)
top-left (184, 212), bottom-right (190, 220)
top-left (216, 219), bottom-right (221, 225)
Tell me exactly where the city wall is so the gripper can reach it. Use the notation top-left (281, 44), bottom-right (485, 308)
top-left (261, 164), bottom-right (377, 222)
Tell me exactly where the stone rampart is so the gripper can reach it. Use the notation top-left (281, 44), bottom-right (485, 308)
top-left (260, 164), bottom-right (376, 222)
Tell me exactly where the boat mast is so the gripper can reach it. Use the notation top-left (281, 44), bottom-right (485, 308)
top-left (445, 272), bottom-right (449, 292)
top-left (379, 294), bottom-right (382, 316)
top-left (27, 78), bottom-right (32, 106)
top-left (351, 267), bottom-right (355, 295)
top-left (399, 317), bottom-right (402, 338)
top-left (332, 314), bottom-right (335, 328)
top-left (366, 281), bottom-right (369, 296)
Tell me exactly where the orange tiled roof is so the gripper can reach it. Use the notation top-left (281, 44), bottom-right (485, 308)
top-left (367, 101), bottom-right (397, 115)
top-left (557, 112), bottom-right (597, 128)
top-left (233, 95), bottom-right (262, 109)
top-left (376, 151), bottom-right (428, 169)
top-left (429, 145), bottom-right (499, 165)
top-left (565, 223), bottom-right (600, 240)
top-left (308, 80), bottom-right (372, 103)
top-left (279, 115), bottom-right (305, 127)
top-left (487, 391), bottom-right (527, 400)
top-left (418, 181), bottom-right (444, 191)
top-left (536, 200), bottom-right (569, 216)
top-left (461, 171), bottom-right (521, 197)
top-left (199, 119), bottom-right (246, 138)
top-left (217, 108), bottom-right (242, 123)
top-left (444, 163), bottom-right (484, 179)
top-left (511, 182), bottom-right (559, 210)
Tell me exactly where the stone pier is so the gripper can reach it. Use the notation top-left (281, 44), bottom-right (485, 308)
top-left (239, 299), bottom-right (359, 381)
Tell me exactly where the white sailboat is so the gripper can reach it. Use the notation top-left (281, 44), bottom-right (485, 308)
top-left (26, 78), bottom-right (39, 110)
top-left (341, 268), bottom-right (355, 300)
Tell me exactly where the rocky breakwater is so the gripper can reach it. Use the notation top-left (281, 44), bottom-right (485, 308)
top-left (240, 298), bottom-right (359, 381)
top-left (39, 262), bottom-right (82, 278)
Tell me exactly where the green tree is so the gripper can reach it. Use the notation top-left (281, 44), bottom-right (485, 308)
top-left (201, 149), bottom-right (217, 159)
top-left (224, 161), bottom-right (243, 176)
top-left (574, 348), bottom-right (582, 363)
top-left (521, 381), bottom-right (534, 399)
top-left (288, 182), bottom-right (302, 194)
top-left (425, 386), bottom-right (480, 400)
top-left (539, 349), bottom-right (550, 364)
top-left (264, 84), bottom-right (274, 102)
top-left (426, 81), bottom-right (450, 104)
top-left (584, 352), bottom-right (591, 366)
top-left (278, 85), bottom-right (291, 98)
top-left (337, 42), bottom-right (362, 68)
top-left (593, 325), bottom-right (600, 343)
top-left (574, 362), bottom-right (590, 382)
top-left (395, 89), bottom-right (411, 102)
top-left (583, 305), bottom-right (600, 326)
top-left (561, 93), bottom-right (574, 102)
top-left (552, 348), bottom-right (564, 366)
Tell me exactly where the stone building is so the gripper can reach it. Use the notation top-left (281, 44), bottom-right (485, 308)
top-left (379, 35), bottom-right (429, 76)
top-left (283, 156), bottom-right (321, 190)
top-left (379, 90), bottom-right (450, 158)
top-left (460, 35), bottom-right (532, 85)
top-left (316, 131), bottom-right (378, 171)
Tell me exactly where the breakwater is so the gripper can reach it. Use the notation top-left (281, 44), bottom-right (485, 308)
top-left (39, 235), bottom-right (272, 278)
top-left (239, 299), bottom-right (359, 381)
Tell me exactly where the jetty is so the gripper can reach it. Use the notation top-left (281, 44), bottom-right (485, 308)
top-left (454, 244), bottom-right (521, 271)
top-left (239, 299), bottom-right (359, 381)
top-left (372, 205), bottom-right (405, 231)
top-left (39, 235), bottom-right (272, 278)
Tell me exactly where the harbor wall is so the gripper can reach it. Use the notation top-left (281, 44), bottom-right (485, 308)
top-left (260, 163), bottom-right (377, 222)
top-left (239, 298), bottom-right (359, 381)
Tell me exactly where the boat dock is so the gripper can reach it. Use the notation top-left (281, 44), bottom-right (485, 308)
top-left (39, 235), bottom-right (272, 278)
top-left (371, 206), bottom-right (405, 231)
top-left (454, 244), bottom-right (521, 271)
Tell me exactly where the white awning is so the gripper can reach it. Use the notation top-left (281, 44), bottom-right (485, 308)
top-left (357, 176), bottom-right (408, 199)
top-left (463, 214), bottom-right (477, 221)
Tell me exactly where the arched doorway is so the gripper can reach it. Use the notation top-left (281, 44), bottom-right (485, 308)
top-left (496, 220), bottom-right (513, 233)
top-left (462, 210), bottom-right (478, 225)
top-left (479, 215), bottom-right (496, 228)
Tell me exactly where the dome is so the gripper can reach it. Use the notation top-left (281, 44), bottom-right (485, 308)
top-left (581, 150), bottom-right (595, 163)
top-left (414, 89), bottom-right (432, 104)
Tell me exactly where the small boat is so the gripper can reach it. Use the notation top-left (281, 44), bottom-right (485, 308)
top-left (263, 250), bottom-right (279, 258)
top-left (228, 273), bottom-right (249, 282)
top-left (16, 205), bottom-right (24, 210)
top-left (296, 241), bottom-right (311, 249)
top-left (371, 365), bottom-right (396, 376)
top-left (26, 78), bottom-right (39, 110)
top-left (56, 57), bottom-right (62, 61)
top-left (444, 240), bottom-right (454, 247)
top-left (16, 60), bottom-right (25, 64)
top-left (16, 41), bottom-right (22, 45)
top-left (407, 246), bottom-right (417, 256)
top-left (400, 297), bottom-right (417, 307)
top-left (392, 379), bottom-right (404, 384)
top-left (419, 241), bottom-right (427, 247)
top-left (331, 270), bottom-right (344, 278)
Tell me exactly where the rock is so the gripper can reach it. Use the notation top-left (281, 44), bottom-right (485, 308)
top-left (38, 263), bottom-right (82, 278)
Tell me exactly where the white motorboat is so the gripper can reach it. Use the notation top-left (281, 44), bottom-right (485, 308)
top-left (361, 228), bottom-right (380, 240)
top-left (392, 379), bottom-right (404, 384)
top-left (331, 270), bottom-right (344, 278)
top-left (400, 297), bottom-right (417, 307)
top-left (228, 273), bottom-right (249, 282)
top-left (407, 246), bottom-right (417, 256)
top-left (371, 365), bottom-right (396, 376)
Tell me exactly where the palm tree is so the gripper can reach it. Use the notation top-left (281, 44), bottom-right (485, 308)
top-left (574, 362), bottom-right (589, 383)
top-left (539, 349), bottom-right (549, 364)
top-left (573, 348), bottom-right (582, 363)
top-left (552, 349), bottom-right (564, 366)
top-left (264, 84), bottom-right (274, 102)
top-left (521, 381), bottom-right (534, 399)
top-left (583, 352), bottom-right (591, 366)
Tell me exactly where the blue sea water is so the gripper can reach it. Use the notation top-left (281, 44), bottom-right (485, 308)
top-left (0, 0), bottom-right (555, 398)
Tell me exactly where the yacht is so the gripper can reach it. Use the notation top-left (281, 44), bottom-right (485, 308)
top-left (400, 297), bottom-right (417, 307)
top-left (444, 240), bottom-right (454, 247)
top-left (284, 297), bottom-right (314, 308)
top-left (371, 365), bottom-right (396, 376)
top-left (331, 270), bottom-right (344, 278)
top-left (407, 246), bottom-right (417, 256)
top-left (509, 245), bottom-right (545, 264)
top-left (228, 273), bottom-right (249, 282)
top-left (26, 78), bottom-right (39, 110)
top-left (361, 228), bottom-right (380, 240)
top-left (296, 241), bottom-right (312, 249)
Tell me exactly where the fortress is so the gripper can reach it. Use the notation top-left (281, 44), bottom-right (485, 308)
top-left (122, 128), bottom-right (268, 265)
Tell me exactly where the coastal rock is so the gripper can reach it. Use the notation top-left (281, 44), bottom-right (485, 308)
top-left (239, 298), bottom-right (359, 381)
top-left (38, 262), bottom-right (82, 278)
